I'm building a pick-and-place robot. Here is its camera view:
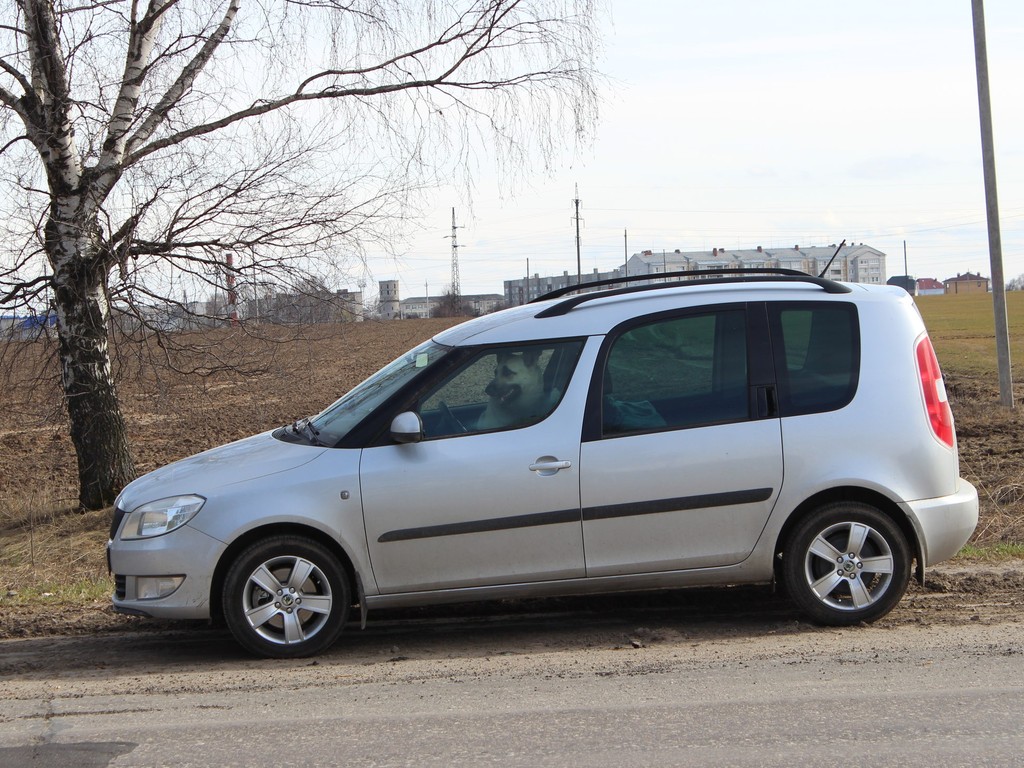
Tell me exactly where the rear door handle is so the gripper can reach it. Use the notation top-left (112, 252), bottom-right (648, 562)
top-left (755, 385), bottom-right (778, 418)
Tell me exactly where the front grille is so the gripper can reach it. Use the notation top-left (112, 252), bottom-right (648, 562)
top-left (114, 574), bottom-right (127, 600)
top-left (109, 506), bottom-right (128, 539)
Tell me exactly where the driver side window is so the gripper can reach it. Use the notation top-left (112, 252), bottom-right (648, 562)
top-left (417, 340), bottom-right (583, 439)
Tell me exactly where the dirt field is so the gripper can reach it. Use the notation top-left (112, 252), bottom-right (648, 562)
top-left (1, 316), bottom-right (1022, 641)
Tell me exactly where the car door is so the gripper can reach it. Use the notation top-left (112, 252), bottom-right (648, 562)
top-left (579, 305), bottom-right (784, 577)
top-left (360, 339), bottom-right (593, 594)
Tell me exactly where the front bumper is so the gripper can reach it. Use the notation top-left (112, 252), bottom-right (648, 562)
top-left (905, 478), bottom-right (979, 567)
top-left (108, 523), bottom-right (226, 620)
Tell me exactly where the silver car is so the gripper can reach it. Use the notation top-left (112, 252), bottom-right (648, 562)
top-left (109, 270), bottom-right (979, 657)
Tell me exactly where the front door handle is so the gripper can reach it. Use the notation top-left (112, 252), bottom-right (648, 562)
top-left (529, 458), bottom-right (572, 475)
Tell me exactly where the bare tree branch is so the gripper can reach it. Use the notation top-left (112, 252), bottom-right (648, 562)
top-left (0, 271), bottom-right (52, 305)
top-left (0, 0), bottom-right (602, 507)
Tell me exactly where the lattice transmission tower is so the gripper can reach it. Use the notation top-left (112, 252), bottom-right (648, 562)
top-left (447, 207), bottom-right (463, 301)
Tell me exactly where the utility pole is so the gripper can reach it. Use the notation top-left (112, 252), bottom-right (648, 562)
top-left (224, 251), bottom-right (238, 326)
top-left (624, 229), bottom-right (628, 277)
top-left (572, 184), bottom-right (583, 285)
top-left (253, 260), bottom-right (259, 323)
top-left (526, 258), bottom-right (530, 304)
top-left (972, 0), bottom-right (1013, 407)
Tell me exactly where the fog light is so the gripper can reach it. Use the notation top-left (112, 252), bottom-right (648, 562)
top-left (136, 576), bottom-right (185, 600)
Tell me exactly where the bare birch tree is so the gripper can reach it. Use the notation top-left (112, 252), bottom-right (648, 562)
top-left (0, 0), bottom-right (600, 508)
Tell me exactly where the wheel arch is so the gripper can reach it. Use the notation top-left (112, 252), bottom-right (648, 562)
top-left (210, 523), bottom-right (360, 623)
top-left (773, 486), bottom-right (923, 583)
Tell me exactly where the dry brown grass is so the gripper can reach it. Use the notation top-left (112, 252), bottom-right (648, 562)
top-left (0, 318), bottom-right (462, 598)
top-left (1, 503), bottom-right (111, 597)
top-left (0, 309), bottom-right (1021, 606)
top-left (946, 375), bottom-right (1024, 547)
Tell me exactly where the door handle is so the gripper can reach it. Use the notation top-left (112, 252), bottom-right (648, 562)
top-left (529, 458), bottom-right (572, 474)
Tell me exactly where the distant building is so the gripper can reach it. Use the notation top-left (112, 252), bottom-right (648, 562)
top-left (916, 278), bottom-right (944, 296)
top-left (504, 243), bottom-right (887, 305)
top-left (887, 275), bottom-right (917, 294)
top-left (379, 280), bottom-right (400, 319)
top-left (0, 313), bottom-right (56, 340)
top-left (400, 295), bottom-right (436, 319)
top-left (255, 288), bottom-right (363, 324)
top-left (464, 294), bottom-right (505, 316)
top-left (624, 244), bottom-right (885, 284)
top-left (505, 268), bottom-right (616, 305)
top-left (400, 293), bottom-right (505, 318)
top-left (943, 272), bottom-right (989, 295)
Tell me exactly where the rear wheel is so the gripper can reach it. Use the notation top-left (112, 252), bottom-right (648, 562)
top-left (783, 502), bottom-right (910, 625)
top-left (223, 536), bottom-right (350, 658)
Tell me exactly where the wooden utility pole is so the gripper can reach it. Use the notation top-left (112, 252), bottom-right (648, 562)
top-left (573, 184), bottom-right (582, 285)
top-left (972, 0), bottom-right (1014, 407)
top-left (225, 251), bottom-right (238, 326)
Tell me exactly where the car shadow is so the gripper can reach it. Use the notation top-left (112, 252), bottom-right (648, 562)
top-left (1, 585), bottom-right (808, 676)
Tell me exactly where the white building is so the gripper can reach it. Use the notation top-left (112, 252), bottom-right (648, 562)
top-left (624, 244), bottom-right (885, 284)
top-left (400, 293), bottom-right (505, 318)
top-left (504, 244), bottom-right (886, 304)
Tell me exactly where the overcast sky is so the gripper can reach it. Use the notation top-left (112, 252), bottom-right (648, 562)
top-left (368, 0), bottom-right (1024, 300)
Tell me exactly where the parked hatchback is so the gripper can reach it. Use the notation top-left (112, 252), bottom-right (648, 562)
top-left (108, 269), bottom-right (978, 657)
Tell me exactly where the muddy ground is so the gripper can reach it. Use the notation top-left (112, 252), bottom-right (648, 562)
top-left (1, 317), bottom-right (1022, 642)
top-left (2, 557), bottom-right (1023, 648)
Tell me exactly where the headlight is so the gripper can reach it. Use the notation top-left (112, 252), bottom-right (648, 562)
top-left (120, 495), bottom-right (206, 540)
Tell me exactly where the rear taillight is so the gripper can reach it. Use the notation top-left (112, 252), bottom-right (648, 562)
top-left (915, 334), bottom-right (954, 448)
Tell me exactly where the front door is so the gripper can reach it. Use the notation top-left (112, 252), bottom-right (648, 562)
top-left (360, 339), bottom-right (592, 594)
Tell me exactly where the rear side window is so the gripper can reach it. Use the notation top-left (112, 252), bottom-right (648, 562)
top-left (601, 309), bottom-right (749, 435)
top-left (769, 303), bottom-right (859, 416)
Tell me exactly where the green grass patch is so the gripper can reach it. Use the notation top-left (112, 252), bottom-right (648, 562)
top-left (915, 291), bottom-right (1024, 377)
top-left (2, 577), bottom-right (113, 607)
top-left (955, 541), bottom-right (1024, 561)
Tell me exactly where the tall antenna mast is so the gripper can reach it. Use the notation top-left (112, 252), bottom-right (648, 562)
top-left (448, 207), bottom-right (463, 301)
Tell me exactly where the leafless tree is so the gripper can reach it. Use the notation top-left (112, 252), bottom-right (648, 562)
top-left (0, 0), bottom-right (601, 508)
top-left (431, 289), bottom-right (472, 318)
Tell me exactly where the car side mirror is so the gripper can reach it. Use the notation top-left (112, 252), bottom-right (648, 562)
top-left (390, 411), bottom-right (424, 444)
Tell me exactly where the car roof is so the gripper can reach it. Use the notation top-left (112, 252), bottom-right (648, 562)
top-left (433, 279), bottom-right (905, 347)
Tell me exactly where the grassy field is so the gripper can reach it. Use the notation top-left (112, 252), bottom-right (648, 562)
top-left (915, 291), bottom-right (1024, 378)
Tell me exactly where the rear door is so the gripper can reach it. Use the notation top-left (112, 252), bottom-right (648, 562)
top-left (579, 305), bottom-right (784, 576)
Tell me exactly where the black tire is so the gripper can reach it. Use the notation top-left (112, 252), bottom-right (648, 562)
top-left (782, 502), bottom-right (910, 626)
top-left (222, 535), bottom-right (350, 658)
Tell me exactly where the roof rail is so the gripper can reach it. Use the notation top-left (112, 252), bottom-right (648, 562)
top-left (532, 268), bottom-right (851, 318)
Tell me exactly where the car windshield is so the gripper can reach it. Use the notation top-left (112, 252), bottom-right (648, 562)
top-left (309, 339), bottom-right (451, 444)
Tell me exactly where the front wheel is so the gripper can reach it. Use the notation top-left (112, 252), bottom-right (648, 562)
top-left (783, 502), bottom-right (910, 626)
top-left (223, 536), bottom-right (350, 658)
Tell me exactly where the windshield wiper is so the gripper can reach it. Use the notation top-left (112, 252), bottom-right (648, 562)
top-left (291, 417), bottom-right (323, 447)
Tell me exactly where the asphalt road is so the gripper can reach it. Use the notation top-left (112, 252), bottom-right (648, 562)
top-left (1, 591), bottom-right (1022, 767)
